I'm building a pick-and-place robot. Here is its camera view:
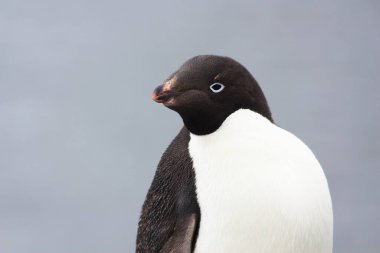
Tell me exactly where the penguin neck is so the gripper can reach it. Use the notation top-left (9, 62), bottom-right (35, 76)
top-left (180, 106), bottom-right (273, 136)
top-left (180, 109), bottom-right (233, 136)
top-left (186, 109), bottom-right (271, 137)
top-left (189, 109), bottom-right (274, 140)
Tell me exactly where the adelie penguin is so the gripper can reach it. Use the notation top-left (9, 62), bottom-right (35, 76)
top-left (136, 55), bottom-right (333, 253)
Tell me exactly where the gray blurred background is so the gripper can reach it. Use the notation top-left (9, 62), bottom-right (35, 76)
top-left (0, 0), bottom-right (379, 252)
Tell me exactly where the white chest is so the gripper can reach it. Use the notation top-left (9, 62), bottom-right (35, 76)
top-left (189, 109), bottom-right (333, 253)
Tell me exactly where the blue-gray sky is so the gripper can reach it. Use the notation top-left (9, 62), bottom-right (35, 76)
top-left (0, 0), bottom-right (379, 252)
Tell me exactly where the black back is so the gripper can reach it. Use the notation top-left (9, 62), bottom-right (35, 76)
top-left (136, 128), bottom-right (200, 253)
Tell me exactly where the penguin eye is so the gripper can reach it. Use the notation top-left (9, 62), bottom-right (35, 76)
top-left (210, 83), bottom-right (225, 93)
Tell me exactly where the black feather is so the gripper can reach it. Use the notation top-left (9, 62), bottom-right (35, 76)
top-left (136, 127), bottom-right (200, 253)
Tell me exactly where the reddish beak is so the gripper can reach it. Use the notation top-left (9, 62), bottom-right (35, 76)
top-left (152, 84), bottom-right (176, 103)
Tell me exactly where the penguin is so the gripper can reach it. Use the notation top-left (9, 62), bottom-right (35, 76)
top-left (136, 55), bottom-right (333, 253)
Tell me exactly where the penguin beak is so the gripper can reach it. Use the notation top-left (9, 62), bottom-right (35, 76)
top-left (152, 84), bottom-right (179, 104)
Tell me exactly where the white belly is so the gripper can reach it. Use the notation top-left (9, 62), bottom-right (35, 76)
top-left (189, 109), bottom-right (333, 253)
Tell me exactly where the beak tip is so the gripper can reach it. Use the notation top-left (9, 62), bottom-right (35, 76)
top-left (152, 84), bottom-right (174, 104)
top-left (152, 85), bottom-right (163, 103)
top-left (151, 93), bottom-right (161, 103)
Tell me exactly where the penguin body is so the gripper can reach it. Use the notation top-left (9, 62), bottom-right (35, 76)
top-left (190, 109), bottom-right (332, 253)
top-left (136, 55), bottom-right (333, 253)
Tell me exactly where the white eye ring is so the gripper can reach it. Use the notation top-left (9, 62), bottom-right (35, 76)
top-left (210, 83), bottom-right (225, 93)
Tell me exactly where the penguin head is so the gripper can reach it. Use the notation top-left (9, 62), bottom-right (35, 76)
top-left (152, 55), bottom-right (273, 135)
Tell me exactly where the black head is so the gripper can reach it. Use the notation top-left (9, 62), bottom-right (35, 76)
top-left (152, 55), bottom-right (273, 135)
